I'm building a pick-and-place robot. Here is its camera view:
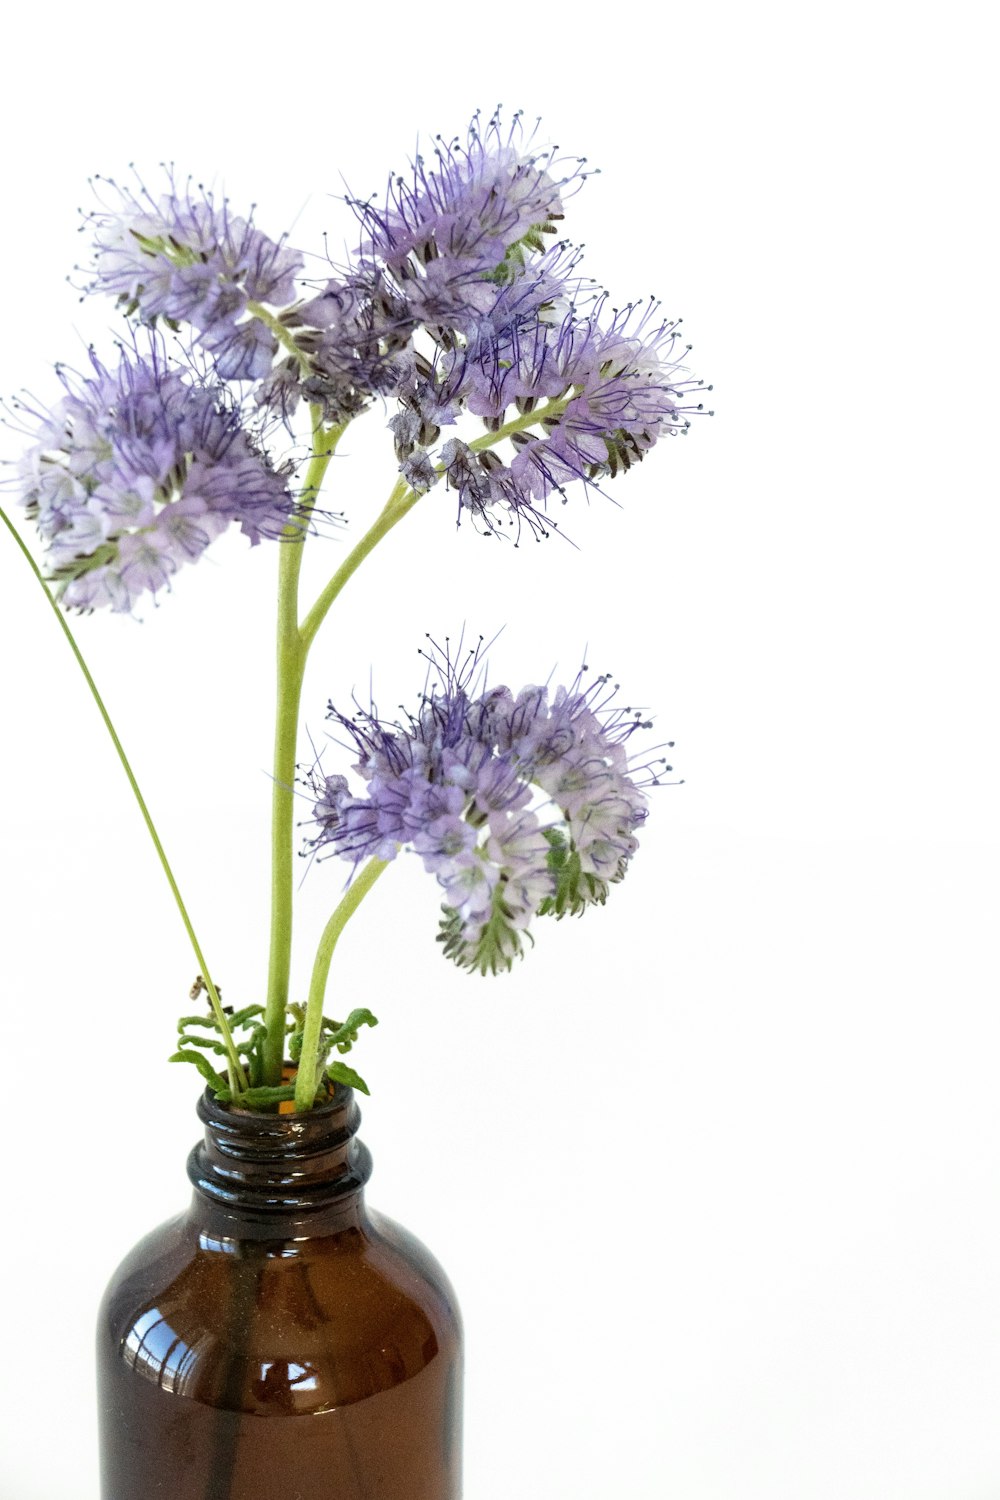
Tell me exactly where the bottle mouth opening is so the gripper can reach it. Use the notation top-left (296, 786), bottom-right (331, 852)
top-left (198, 1075), bottom-right (353, 1137)
top-left (221, 1064), bottom-right (338, 1118)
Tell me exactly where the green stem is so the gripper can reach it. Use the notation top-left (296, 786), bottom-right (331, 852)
top-left (260, 415), bottom-right (344, 1085)
top-left (299, 392), bottom-right (574, 652)
top-left (273, 388), bottom-right (575, 1100)
top-left (466, 392), bottom-right (573, 453)
top-left (300, 477), bottom-right (413, 651)
top-left (0, 505), bottom-right (248, 1093)
top-left (295, 857), bottom-right (390, 1111)
top-left (245, 300), bottom-right (312, 375)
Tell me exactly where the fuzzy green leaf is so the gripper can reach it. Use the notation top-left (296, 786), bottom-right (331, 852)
top-left (323, 1008), bottom-right (379, 1054)
top-left (178, 1004), bottom-right (264, 1034)
top-left (231, 1084), bottom-right (301, 1108)
top-left (223, 1003), bottom-right (266, 1030)
top-left (326, 1060), bottom-right (371, 1095)
top-left (168, 1050), bottom-right (231, 1099)
top-left (176, 1031), bottom-right (231, 1057)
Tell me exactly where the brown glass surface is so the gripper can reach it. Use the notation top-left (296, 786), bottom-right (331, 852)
top-left (97, 1086), bottom-right (462, 1500)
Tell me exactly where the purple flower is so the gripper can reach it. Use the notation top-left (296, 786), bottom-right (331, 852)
top-left (484, 299), bottom-right (709, 494)
top-left (263, 112), bottom-right (710, 519)
top-left (405, 293), bottom-right (710, 533)
top-left (400, 449), bottom-right (438, 493)
top-left (268, 267), bottom-right (415, 425)
top-left (81, 121), bottom-right (711, 545)
top-left (87, 172), bottom-right (303, 379)
top-left (352, 110), bottom-right (588, 312)
top-left (439, 439), bottom-right (533, 532)
top-left (255, 113), bottom-right (590, 426)
top-left (271, 234), bottom-right (584, 437)
top-left (17, 339), bottom-right (296, 612)
top-left (304, 638), bottom-right (670, 974)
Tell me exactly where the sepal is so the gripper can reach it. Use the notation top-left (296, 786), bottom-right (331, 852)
top-left (437, 886), bottom-right (533, 976)
top-left (536, 826), bottom-right (610, 918)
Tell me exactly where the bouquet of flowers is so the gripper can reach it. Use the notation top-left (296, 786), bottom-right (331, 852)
top-left (3, 109), bottom-right (709, 1112)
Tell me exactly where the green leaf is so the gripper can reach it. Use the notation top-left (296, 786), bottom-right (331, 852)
top-left (326, 1060), bottom-right (370, 1095)
top-left (176, 1031), bottom-right (231, 1057)
top-left (168, 1050), bottom-right (231, 1099)
top-left (223, 1003), bottom-right (266, 1030)
top-left (178, 1003), bottom-right (264, 1035)
top-left (322, 1008), bottom-right (379, 1054)
top-left (230, 1084), bottom-right (300, 1108)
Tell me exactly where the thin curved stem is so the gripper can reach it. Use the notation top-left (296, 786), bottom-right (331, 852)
top-left (295, 857), bottom-right (390, 1112)
top-left (300, 477), bottom-right (413, 651)
top-left (246, 300), bottom-right (312, 376)
top-left (274, 390), bottom-right (576, 1102)
top-left (0, 505), bottom-right (248, 1092)
top-left (300, 393), bottom-right (574, 652)
top-left (466, 392), bottom-right (573, 453)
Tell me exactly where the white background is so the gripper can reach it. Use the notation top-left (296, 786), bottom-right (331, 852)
top-left (0, 3), bottom-right (997, 1497)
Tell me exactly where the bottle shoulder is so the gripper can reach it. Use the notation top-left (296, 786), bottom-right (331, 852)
top-left (364, 1206), bottom-right (463, 1334)
top-left (98, 1202), bottom-right (461, 1414)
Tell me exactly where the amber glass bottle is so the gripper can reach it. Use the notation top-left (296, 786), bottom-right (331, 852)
top-left (97, 1085), bottom-right (463, 1500)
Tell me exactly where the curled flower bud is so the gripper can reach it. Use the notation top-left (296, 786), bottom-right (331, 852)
top-left (303, 636), bottom-right (671, 975)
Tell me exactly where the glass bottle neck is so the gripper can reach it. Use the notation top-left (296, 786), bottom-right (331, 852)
top-left (186, 1084), bottom-right (373, 1240)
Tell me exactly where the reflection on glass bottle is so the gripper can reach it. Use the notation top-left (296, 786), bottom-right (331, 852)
top-left (97, 1086), bottom-right (463, 1500)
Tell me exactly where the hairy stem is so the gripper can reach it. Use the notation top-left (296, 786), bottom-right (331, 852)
top-left (300, 477), bottom-right (413, 651)
top-left (271, 388), bottom-right (574, 1101)
top-left (300, 393), bottom-right (573, 651)
top-left (260, 414), bottom-right (344, 1085)
top-left (245, 300), bottom-right (312, 375)
top-left (295, 857), bottom-right (390, 1112)
top-left (0, 505), bottom-right (248, 1092)
top-left (466, 392), bottom-right (573, 453)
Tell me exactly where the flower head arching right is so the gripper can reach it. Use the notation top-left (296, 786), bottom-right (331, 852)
top-left (304, 634), bottom-right (678, 978)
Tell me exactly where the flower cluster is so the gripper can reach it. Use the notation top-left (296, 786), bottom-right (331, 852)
top-left (270, 117), bottom-right (586, 434)
top-left (279, 112), bottom-right (710, 534)
top-left (16, 341), bottom-right (294, 611)
top-left (305, 640), bottom-right (672, 974)
top-left (17, 110), bottom-right (708, 607)
top-left (2, 117), bottom-right (697, 1113)
top-left (88, 172), bottom-right (303, 380)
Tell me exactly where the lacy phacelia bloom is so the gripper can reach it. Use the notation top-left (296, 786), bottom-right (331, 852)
top-left (88, 174), bottom-right (303, 379)
top-left (81, 114), bottom-right (710, 544)
top-left (271, 116), bottom-right (591, 430)
top-left (305, 641), bottom-right (670, 974)
top-left (17, 343), bottom-right (295, 612)
top-left (448, 298), bottom-right (708, 514)
top-left (351, 110), bottom-right (587, 320)
top-left (279, 268), bottom-right (418, 427)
